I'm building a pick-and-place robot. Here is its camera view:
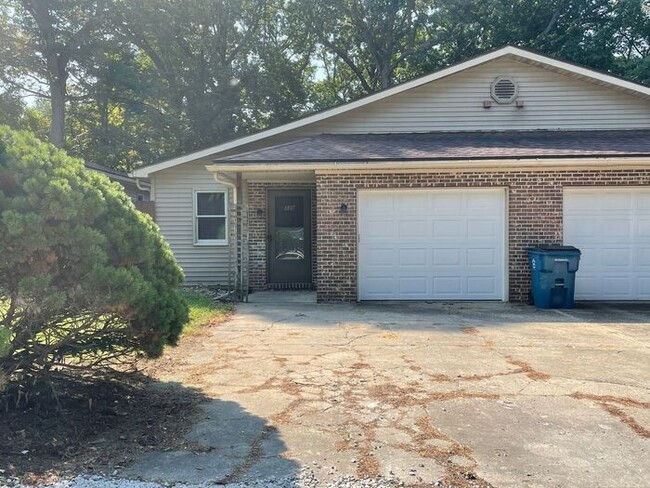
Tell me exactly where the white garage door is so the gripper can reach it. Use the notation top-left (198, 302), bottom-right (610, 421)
top-left (564, 188), bottom-right (650, 300)
top-left (358, 189), bottom-right (506, 300)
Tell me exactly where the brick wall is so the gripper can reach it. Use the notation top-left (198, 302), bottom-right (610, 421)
top-left (316, 169), bottom-right (650, 302)
top-left (247, 181), bottom-right (317, 290)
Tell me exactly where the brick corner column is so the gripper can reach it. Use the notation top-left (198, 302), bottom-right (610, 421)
top-left (316, 174), bottom-right (357, 302)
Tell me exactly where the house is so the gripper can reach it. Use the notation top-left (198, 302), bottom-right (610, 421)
top-left (131, 46), bottom-right (650, 302)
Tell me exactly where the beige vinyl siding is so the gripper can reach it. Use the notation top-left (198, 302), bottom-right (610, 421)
top-left (153, 161), bottom-right (232, 284)
top-left (301, 58), bottom-right (650, 134)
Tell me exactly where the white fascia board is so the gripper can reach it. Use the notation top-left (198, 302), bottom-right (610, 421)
top-left (132, 45), bottom-right (650, 178)
top-left (509, 51), bottom-right (650, 98)
top-left (206, 156), bottom-right (650, 174)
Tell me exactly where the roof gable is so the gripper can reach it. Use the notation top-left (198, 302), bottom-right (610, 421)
top-left (133, 46), bottom-right (650, 177)
top-left (298, 56), bottom-right (650, 135)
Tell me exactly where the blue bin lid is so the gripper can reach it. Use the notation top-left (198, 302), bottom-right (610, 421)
top-left (528, 245), bottom-right (580, 253)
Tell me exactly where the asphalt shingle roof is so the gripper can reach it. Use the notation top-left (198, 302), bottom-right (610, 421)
top-left (216, 130), bottom-right (650, 163)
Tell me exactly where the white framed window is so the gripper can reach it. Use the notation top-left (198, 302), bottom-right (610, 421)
top-left (194, 190), bottom-right (228, 245)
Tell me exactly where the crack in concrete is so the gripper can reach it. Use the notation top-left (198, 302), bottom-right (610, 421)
top-left (216, 425), bottom-right (276, 484)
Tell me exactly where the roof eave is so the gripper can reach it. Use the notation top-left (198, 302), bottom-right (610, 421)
top-left (206, 155), bottom-right (650, 174)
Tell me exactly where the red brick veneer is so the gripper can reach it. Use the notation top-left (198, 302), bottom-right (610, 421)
top-left (315, 169), bottom-right (650, 302)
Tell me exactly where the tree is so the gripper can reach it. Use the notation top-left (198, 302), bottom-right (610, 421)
top-left (107, 0), bottom-right (311, 158)
top-left (0, 0), bottom-right (108, 147)
top-left (0, 126), bottom-right (189, 391)
top-left (0, 89), bottom-right (25, 129)
top-left (291, 0), bottom-right (436, 98)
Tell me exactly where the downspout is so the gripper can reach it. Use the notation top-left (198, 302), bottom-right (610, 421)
top-left (213, 172), bottom-right (241, 300)
top-left (213, 172), bottom-right (238, 204)
top-left (135, 178), bottom-right (151, 192)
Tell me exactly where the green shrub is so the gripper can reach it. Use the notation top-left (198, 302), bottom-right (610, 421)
top-left (0, 127), bottom-right (188, 390)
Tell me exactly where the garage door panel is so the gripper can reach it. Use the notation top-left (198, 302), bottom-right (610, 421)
top-left (601, 248), bottom-right (632, 267)
top-left (605, 193), bottom-right (633, 211)
top-left (398, 220), bottom-right (429, 239)
top-left (638, 218), bottom-right (650, 238)
top-left (638, 193), bottom-right (650, 209)
top-left (399, 248), bottom-right (428, 266)
top-left (362, 247), bottom-right (395, 264)
top-left (399, 277), bottom-right (428, 295)
top-left (433, 248), bottom-right (461, 265)
top-left (574, 274), bottom-right (601, 298)
top-left (433, 276), bottom-right (462, 295)
top-left (638, 248), bottom-right (650, 266)
top-left (363, 276), bottom-right (397, 296)
top-left (467, 193), bottom-right (502, 211)
top-left (564, 194), bottom-right (598, 213)
top-left (431, 193), bottom-right (463, 210)
top-left (604, 218), bottom-right (633, 239)
top-left (467, 248), bottom-right (497, 266)
top-left (566, 219), bottom-right (599, 239)
top-left (564, 188), bottom-right (650, 300)
top-left (467, 276), bottom-right (497, 294)
top-left (468, 219), bottom-right (497, 239)
top-left (432, 220), bottom-right (462, 238)
top-left (364, 219), bottom-right (397, 239)
top-left (638, 278), bottom-right (650, 298)
top-left (359, 189), bottom-right (505, 301)
top-left (395, 193), bottom-right (429, 213)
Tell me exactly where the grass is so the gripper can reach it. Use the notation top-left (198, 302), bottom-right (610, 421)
top-left (181, 289), bottom-right (233, 335)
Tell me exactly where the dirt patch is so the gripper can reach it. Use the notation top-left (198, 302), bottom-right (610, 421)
top-left (482, 339), bottom-right (495, 350)
top-left (437, 468), bottom-right (495, 488)
top-left (217, 425), bottom-right (277, 484)
top-left (369, 384), bottom-right (427, 407)
top-left (600, 404), bottom-right (650, 439)
top-left (370, 383), bottom-right (499, 407)
top-left (460, 327), bottom-right (480, 335)
top-left (569, 392), bottom-right (650, 409)
top-left (355, 422), bottom-right (380, 478)
top-left (393, 416), bottom-right (494, 488)
top-left (356, 454), bottom-right (380, 478)
top-left (351, 362), bottom-right (372, 370)
top-left (505, 357), bottom-right (551, 381)
top-left (273, 356), bottom-right (289, 366)
top-left (381, 332), bottom-right (400, 340)
top-left (0, 372), bottom-right (203, 479)
top-left (569, 392), bottom-right (650, 438)
top-left (426, 373), bottom-right (453, 382)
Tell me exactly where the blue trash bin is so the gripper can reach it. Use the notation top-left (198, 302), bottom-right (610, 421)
top-left (528, 245), bottom-right (581, 309)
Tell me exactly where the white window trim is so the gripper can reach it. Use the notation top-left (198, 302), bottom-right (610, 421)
top-left (193, 189), bottom-right (228, 246)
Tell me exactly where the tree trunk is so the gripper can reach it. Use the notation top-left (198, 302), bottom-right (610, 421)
top-left (49, 64), bottom-right (67, 148)
top-left (21, 0), bottom-right (69, 148)
top-left (379, 60), bottom-right (392, 90)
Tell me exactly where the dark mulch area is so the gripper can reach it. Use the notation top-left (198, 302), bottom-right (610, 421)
top-left (0, 371), bottom-right (205, 482)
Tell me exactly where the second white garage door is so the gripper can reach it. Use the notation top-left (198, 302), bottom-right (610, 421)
top-left (358, 189), bottom-right (506, 300)
top-left (564, 188), bottom-right (650, 300)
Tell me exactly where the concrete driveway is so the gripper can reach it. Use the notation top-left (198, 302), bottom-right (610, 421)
top-left (126, 298), bottom-right (650, 487)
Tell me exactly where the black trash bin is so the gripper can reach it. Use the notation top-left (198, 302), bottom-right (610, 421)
top-left (527, 245), bottom-right (581, 309)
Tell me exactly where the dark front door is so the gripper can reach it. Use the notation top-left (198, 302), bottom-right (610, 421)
top-left (268, 190), bottom-right (312, 286)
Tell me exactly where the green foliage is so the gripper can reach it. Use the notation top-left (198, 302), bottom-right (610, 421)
top-left (0, 126), bottom-right (189, 387)
top-left (181, 289), bottom-right (232, 335)
top-left (0, 90), bottom-right (25, 129)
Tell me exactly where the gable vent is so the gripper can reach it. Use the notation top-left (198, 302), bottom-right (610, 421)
top-left (491, 76), bottom-right (518, 104)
